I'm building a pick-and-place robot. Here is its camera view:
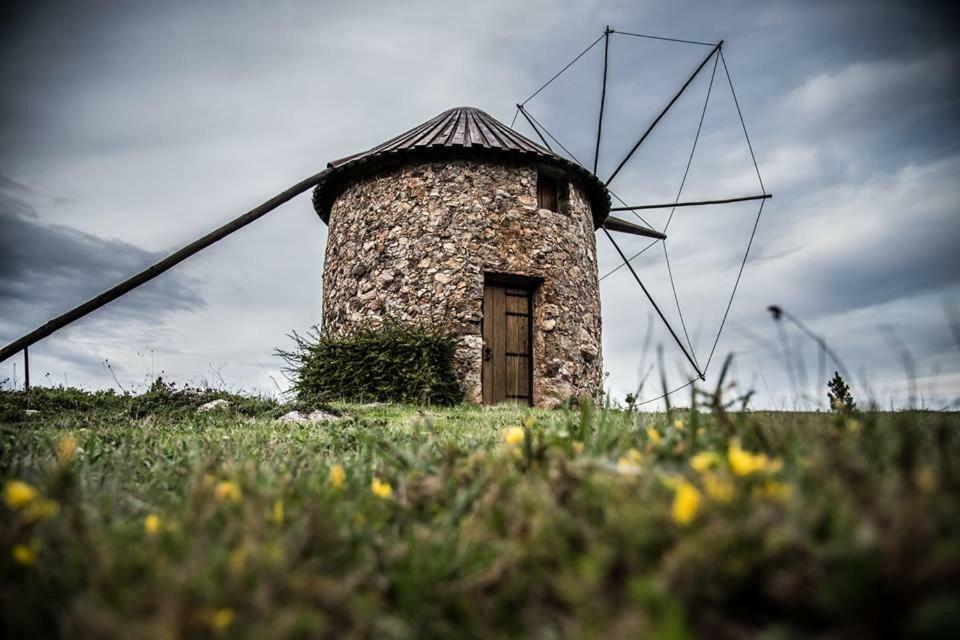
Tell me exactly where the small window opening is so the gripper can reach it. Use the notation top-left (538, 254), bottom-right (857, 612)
top-left (537, 172), bottom-right (559, 212)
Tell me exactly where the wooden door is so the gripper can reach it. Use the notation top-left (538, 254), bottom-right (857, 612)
top-left (482, 282), bottom-right (533, 405)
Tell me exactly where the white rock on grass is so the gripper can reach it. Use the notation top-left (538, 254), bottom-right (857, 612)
top-left (25, 409), bottom-right (40, 417)
top-left (308, 410), bottom-right (340, 422)
top-left (278, 410), bottom-right (340, 424)
top-left (197, 399), bottom-right (231, 413)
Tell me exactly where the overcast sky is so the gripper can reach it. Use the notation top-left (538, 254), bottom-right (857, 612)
top-left (1, 0), bottom-right (958, 409)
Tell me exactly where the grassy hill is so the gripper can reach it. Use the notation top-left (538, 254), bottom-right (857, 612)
top-left (1, 386), bottom-right (959, 638)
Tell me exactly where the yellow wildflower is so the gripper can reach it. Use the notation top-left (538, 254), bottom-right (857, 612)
top-left (571, 441), bottom-right (584, 455)
top-left (727, 440), bottom-right (782, 476)
top-left (4, 480), bottom-right (37, 510)
top-left (214, 481), bottom-right (242, 504)
top-left (144, 514), bottom-right (161, 536)
top-left (755, 480), bottom-right (792, 503)
top-left (674, 419), bottom-right (685, 431)
top-left (671, 480), bottom-right (702, 526)
top-left (914, 467), bottom-right (936, 493)
top-left (210, 608), bottom-right (235, 637)
top-left (504, 426), bottom-right (525, 446)
top-left (702, 472), bottom-right (734, 503)
top-left (617, 448), bottom-right (644, 471)
top-left (272, 499), bottom-right (285, 524)
top-left (846, 418), bottom-right (861, 434)
top-left (646, 427), bottom-right (662, 445)
top-left (12, 542), bottom-right (37, 567)
top-left (658, 474), bottom-right (680, 490)
top-left (57, 433), bottom-right (78, 464)
top-left (22, 498), bottom-right (60, 523)
top-left (371, 477), bottom-right (393, 499)
top-left (329, 464), bottom-right (346, 490)
top-left (523, 415), bottom-right (537, 429)
top-left (690, 451), bottom-right (722, 472)
top-left (229, 546), bottom-right (248, 575)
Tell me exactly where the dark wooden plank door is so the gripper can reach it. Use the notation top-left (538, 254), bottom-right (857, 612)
top-left (482, 283), bottom-right (532, 405)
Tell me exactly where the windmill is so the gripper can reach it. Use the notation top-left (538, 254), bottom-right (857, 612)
top-left (508, 26), bottom-right (770, 403)
top-left (0, 26), bottom-right (769, 405)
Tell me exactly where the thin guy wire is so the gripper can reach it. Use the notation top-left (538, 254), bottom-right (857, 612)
top-left (663, 52), bottom-right (719, 234)
top-left (613, 30), bottom-right (718, 48)
top-left (607, 189), bottom-right (654, 229)
top-left (599, 238), bottom-right (659, 282)
top-left (521, 109), bottom-right (664, 308)
top-left (605, 43), bottom-right (721, 187)
top-left (720, 50), bottom-right (765, 193)
top-left (655, 52), bottom-right (720, 371)
top-left (509, 106), bottom-right (520, 129)
top-left (521, 106), bottom-right (657, 230)
top-left (637, 377), bottom-right (699, 406)
top-left (697, 50), bottom-right (769, 371)
top-left (602, 228), bottom-right (704, 379)
top-left (529, 105), bottom-right (660, 230)
top-left (657, 53), bottom-right (719, 371)
top-left (516, 106), bottom-right (553, 151)
top-left (703, 198), bottom-right (766, 372)
top-left (520, 32), bottom-right (606, 107)
top-left (663, 242), bottom-right (701, 372)
top-left (638, 49), bottom-right (770, 402)
top-left (519, 108), bottom-right (584, 167)
top-left (599, 54), bottom-right (718, 283)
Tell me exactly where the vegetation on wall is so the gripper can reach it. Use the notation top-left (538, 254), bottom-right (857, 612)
top-left (278, 321), bottom-right (462, 406)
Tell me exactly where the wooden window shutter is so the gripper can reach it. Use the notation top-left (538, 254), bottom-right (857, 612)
top-left (537, 172), bottom-right (558, 212)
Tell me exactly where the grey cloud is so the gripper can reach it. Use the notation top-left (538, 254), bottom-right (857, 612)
top-left (0, 179), bottom-right (204, 343)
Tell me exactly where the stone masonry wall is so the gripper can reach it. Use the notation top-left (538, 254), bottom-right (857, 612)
top-left (321, 158), bottom-right (603, 408)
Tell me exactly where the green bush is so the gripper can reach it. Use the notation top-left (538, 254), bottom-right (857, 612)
top-left (279, 322), bottom-right (462, 406)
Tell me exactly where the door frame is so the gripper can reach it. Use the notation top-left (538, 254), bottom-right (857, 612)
top-left (482, 272), bottom-right (542, 406)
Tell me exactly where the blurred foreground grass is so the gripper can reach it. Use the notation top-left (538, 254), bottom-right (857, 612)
top-left (1, 386), bottom-right (959, 639)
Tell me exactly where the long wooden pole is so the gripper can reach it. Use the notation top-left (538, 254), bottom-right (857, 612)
top-left (602, 215), bottom-right (666, 240)
top-left (605, 41), bottom-right (722, 187)
top-left (611, 193), bottom-right (771, 211)
top-left (593, 26), bottom-right (611, 175)
top-left (0, 170), bottom-right (329, 365)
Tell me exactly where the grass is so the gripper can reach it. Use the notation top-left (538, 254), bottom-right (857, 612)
top-left (1, 385), bottom-right (959, 639)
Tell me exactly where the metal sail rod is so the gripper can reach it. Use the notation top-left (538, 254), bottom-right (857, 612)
top-left (605, 40), bottom-right (722, 187)
top-left (515, 105), bottom-right (553, 152)
top-left (0, 170), bottom-right (329, 365)
top-left (593, 25), bottom-right (612, 175)
top-left (601, 228), bottom-right (704, 379)
top-left (611, 193), bottom-right (772, 211)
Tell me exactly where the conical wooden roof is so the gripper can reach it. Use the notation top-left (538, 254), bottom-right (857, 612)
top-left (311, 106), bottom-right (610, 227)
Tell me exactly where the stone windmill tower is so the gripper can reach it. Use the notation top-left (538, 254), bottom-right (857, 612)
top-left (311, 106), bottom-right (654, 408)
